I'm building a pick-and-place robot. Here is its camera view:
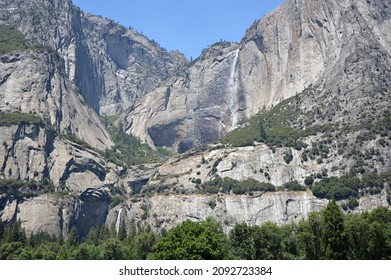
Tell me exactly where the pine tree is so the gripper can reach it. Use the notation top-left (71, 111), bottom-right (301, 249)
top-left (297, 211), bottom-right (325, 259)
top-left (0, 218), bottom-right (4, 243)
top-left (67, 226), bottom-right (79, 247)
top-left (229, 223), bottom-right (256, 259)
top-left (85, 227), bottom-right (100, 246)
top-left (258, 117), bottom-right (267, 142)
top-left (3, 220), bottom-right (26, 244)
top-left (99, 224), bottom-right (111, 241)
top-left (323, 200), bottom-right (347, 259)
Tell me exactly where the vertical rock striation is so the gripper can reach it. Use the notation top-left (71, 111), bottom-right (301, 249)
top-left (123, 0), bottom-right (391, 152)
top-left (0, 0), bottom-right (187, 115)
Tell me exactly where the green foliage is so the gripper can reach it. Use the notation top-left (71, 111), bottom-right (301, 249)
top-left (0, 112), bottom-right (44, 126)
top-left (0, 219), bottom-right (157, 260)
top-left (220, 89), bottom-right (331, 149)
top-left (60, 134), bottom-right (93, 150)
top-left (101, 116), bottom-right (172, 166)
top-left (131, 230), bottom-right (157, 260)
top-left (117, 221), bottom-right (127, 241)
top-left (323, 200), bottom-right (347, 259)
top-left (229, 223), bottom-right (257, 259)
top-left (0, 25), bottom-right (52, 55)
top-left (346, 197), bottom-right (359, 210)
top-left (149, 218), bottom-right (229, 260)
top-left (0, 25), bottom-right (30, 55)
top-left (0, 219), bottom-right (4, 242)
top-left (311, 171), bottom-right (391, 200)
top-left (207, 200), bottom-right (217, 209)
top-left (1, 220), bottom-right (26, 244)
top-left (200, 176), bottom-right (275, 195)
top-left (221, 115), bottom-right (266, 147)
top-left (283, 150), bottom-right (293, 164)
top-left (109, 195), bottom-right (125, 209)
top-left (229, 222), bottom-right (294, 260)
top-left (283, 181), bottom-right (306, 191)
top-left (297, 211), bottom-right (325, 259)
top-left (304, 176), bottom-right (314, 186)
top-left (345, 207), bottom-right (391, 259)
top-left (99, 238), bottom-right (124, 260)
top-left (0, 178), bottom-right (55, 199)
top-left (67, 227), bottom-right (79, 247)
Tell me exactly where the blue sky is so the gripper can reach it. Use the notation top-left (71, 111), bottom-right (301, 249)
top-left (72, 0), bottom-right (286, 59)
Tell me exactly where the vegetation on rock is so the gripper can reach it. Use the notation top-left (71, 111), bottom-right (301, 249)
top-left (0, 25), bottom-right (50, 55)
top-left (0, 112), bottom-right (44, 126)
top-left (0, 178), bottom-right (54, 199)
top-left (101, 116), bottom-right (171, 167)
top-left (0, 25), bottom-right (30, 55)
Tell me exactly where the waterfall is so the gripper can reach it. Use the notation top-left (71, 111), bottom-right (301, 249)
top-left (218, 117), bottom-right (222, 138)
top-left (228, 49), bottom-right (240, 128)
top-left (115, 208), bottom-right (123, 234)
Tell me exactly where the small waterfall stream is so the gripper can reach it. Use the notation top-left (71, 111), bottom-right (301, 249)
top-left (228, 49), bottom-right (240, 128)
top-left (115, 208), bottom-right (123, 234)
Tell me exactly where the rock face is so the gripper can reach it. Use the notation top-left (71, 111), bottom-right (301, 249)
top-left (0, 0), bottom-right (186, 236)
top-left (1, 190), bottom-right (109, 238)
top-left (0, 123), bottom-right (119, 191)
top-left (0, 123), bottom-right (116, 236)
top-left (123, 0), bottom-right (391, 152)
top-left (106, 192), bottom-right (327, 234)
top-left (106, 190), bottom-right (390, 234)
top-left (0, 51), bottom-right (112, 150)
top-left (123, 42), bottom-right (246, 152)
top-left (1, 0), bottom-right (391, 238)
top-left (0, 0), bottom-right (187, 115)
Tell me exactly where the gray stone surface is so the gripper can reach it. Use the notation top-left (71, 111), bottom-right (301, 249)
top-left (123, 0), bottom-right (391, 152)
top-left (0, 0), bottom-right (187, 115)
top-left (0, 51), bottom-right (113, 150)
top-left (106, 190), bottom-right (390, 234)
top-left (1, 0), bottom-right (391, 237)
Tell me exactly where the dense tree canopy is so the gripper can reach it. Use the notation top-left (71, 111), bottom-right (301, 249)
top-left (149, 218), bottom-right (230, 260)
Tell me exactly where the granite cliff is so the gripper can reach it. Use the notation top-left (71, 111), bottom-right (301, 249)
top-left (1, 0), bottom-right (391, 237)
top-left (123, 0), bottom-right (391, 153)
top-left (0, 0), bottom-right (187, 115)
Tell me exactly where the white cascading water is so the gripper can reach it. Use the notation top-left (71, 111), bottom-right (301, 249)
top-left (115, 208), bottom-right (123, 234)
top-left (218, 118), bottom-right (223, 138)
top-left (228, 49), bottom-right (240, 128)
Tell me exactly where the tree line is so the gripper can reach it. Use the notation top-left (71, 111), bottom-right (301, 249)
top-left (1, 201), bottom-right (390, 260)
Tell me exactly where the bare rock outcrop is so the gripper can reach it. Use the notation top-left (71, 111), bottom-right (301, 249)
top-left (1, 0), bottom-right (391, 238)
top-left (1, 189), bottom-right (109, 238)
top-left (0, 123), bottom-right (119, 191)
top-left (0, 51), bottom-right (113, 150)
top-left (0, 0), bottom-right (188, 115)
top-left (106, 190), bottom-right (390, 234)
top-left (123, 0), bottom-right (391, 152)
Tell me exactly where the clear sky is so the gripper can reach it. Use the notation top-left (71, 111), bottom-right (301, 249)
top-left (72, 0), bottom-right (286, 59)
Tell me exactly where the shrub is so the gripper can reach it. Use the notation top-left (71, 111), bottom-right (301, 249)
top-left (283, 181), bottom-right (306, 191)
top-left (110, 196), bottom-right (125, 209)
top-left (0, 112), bottom-right (44, 126)
top-left (100, 117), bottom-right (171, 166)
top-left (0, 25), bottom-right (29, 55)
top-left (304, 176), bottom-right (314, 186)
top-left (208, 200), bottom-right (217, 209)
top-left (347, 197), bottom-right (359, 210)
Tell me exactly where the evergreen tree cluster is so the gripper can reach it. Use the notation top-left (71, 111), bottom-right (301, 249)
top-left (1, 202), bottom-right (391, 260)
